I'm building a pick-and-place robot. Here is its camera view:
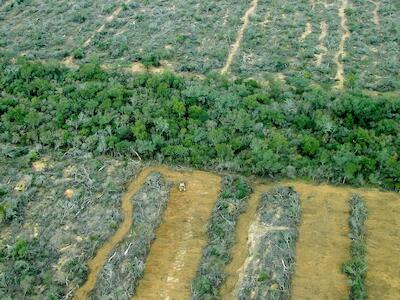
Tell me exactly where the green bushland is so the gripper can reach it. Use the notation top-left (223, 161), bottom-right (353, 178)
top-left (191, 175), bottom-right (252, 299)
top-left (342, 194), bottom-right (368, 300)
top-left (0, 55), bottom-right (400, 190)
top-left (238, 187), bottom-right (300, 299)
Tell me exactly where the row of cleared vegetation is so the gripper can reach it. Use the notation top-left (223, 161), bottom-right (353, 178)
top-left (237, 187), bottom-right (300, 299)
top-left (92, 173), bottom-right (170, 299)
top-left (191, 175), bottom-right (251, 299)
top-left (343, 194), bottom-right (368, 299)
top-left (1, 55), bottom-right (399, 190)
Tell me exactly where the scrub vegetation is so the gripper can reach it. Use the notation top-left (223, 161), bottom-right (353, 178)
top-left (237, 187), bottom-right (300, 299)
top-left (343, 194), bottom-right (368, 300)
top-left (1, 56), bottom-right (399, 190)
top-left (92, 173), bottom-right (170, 299)
top-left (0, 143), bottom-right (141, 299)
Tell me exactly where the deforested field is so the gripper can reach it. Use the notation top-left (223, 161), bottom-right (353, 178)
top-left (0, 0), bottom-right (399, 299)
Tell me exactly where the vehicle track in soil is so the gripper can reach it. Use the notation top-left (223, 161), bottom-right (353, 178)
top-left (221, 0), bottom-right (258, 74)
top-left (334, 0), bottom-right (350, 89)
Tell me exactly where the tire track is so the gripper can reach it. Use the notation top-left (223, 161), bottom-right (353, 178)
top-left (315, 21), bottom-right (328, 66)
top-left (64, 0), bottom-right (130, 67)
top-left (334, 0), bottom-right (350, 89)
top-left (221, 0), bottom-right (259, 74)
top-left (369, 0), bottom-right (380, 27)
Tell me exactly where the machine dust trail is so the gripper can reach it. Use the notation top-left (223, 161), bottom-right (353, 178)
top-left (363, 190), bottom-right (400, 299)
top-left (221, 0), bottom-right (258, 74)
top-left (132, 167), bottom-right (221, 299)
top-left (334, 0), bottom-right (350, 89)
top-left (316, 21), bottom-right (328, 66)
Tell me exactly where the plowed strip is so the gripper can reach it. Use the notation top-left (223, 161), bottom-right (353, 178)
top-left (221, 0), bottom-right (258, 74)
top-left (132, 167), bottom-right (221, 299)
top-left (290, 183), bottom-right (351, 299)
top-left (363, 190), bottom-right (400, 299)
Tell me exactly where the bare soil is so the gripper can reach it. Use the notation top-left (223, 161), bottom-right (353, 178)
top-left (315, 21), bottom-right (328, 66)
top-left (363, 189), bottom-right (400, 299)
top-left (289, 182), bottom-right (351, 300)
top-left (132, 166), bottom-right (221, 299)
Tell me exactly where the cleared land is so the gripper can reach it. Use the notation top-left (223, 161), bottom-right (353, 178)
top-left (133, 167), bottom-right (221, 299)
top-left (363, 189), bottom-right (400, 299)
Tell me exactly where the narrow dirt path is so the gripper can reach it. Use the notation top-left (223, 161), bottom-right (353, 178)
top-left (73, 166), bottom-right (158, 300)
top-left (363, 190), bottom-right (400, 299)
top-left (64, 0), bottom-right (130, 66)
top-left (132, 167), bottom-right (221, 299)
top-left (300, 22), bottom-right (312, 42)
top-left (334, 0), bottom-right (350, 89)
top-left (290, 182), bottom-right (351, 299)
top-left (315, 21), bottom-right (328, 66)
top-left (221, 0), bottom-right (258, 74)
top-left (220, 183), bottom-right (273, 299)
top-left (369, 0), bottom-right (380, 27)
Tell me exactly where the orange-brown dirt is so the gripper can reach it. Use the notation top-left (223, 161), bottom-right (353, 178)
top-left (363, 189), bottom-right (400, 299)
top-left (73, 164), bottom-right (400, 299)
top-left (289, 182), bottom-right (352, 300)
top-left (132, 167), bottom-right (221, 299)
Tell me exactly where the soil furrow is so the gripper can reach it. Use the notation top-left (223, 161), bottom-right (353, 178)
top-left (334, 0), bottom-right (350, 89)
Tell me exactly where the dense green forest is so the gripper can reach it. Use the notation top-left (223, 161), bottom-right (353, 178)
top-left (0, 54), bottom-right (399, 190)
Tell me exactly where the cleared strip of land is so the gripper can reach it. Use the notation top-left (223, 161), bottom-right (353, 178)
top-left (290, 182), bottom-right (351, 299)
top-left (132, 167), bottom-right (221, 299)
top-left (363, 190), bottom-right (400, 299)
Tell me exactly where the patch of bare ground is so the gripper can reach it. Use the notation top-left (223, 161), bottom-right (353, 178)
top-left (221, 0), bottom-right (259, 74)
top-left (363, 190), bottom-right (400, 299)
top-left (289, 182), bottom-right (351, 299)
top-left (300, 22), bottom-right (312, 42)
top-left (334, 0), bottom-right (350, 89)
top-left (315, 21), bottom-right (328, 66)
top-left (132, 167), bottom-right (221, 299)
